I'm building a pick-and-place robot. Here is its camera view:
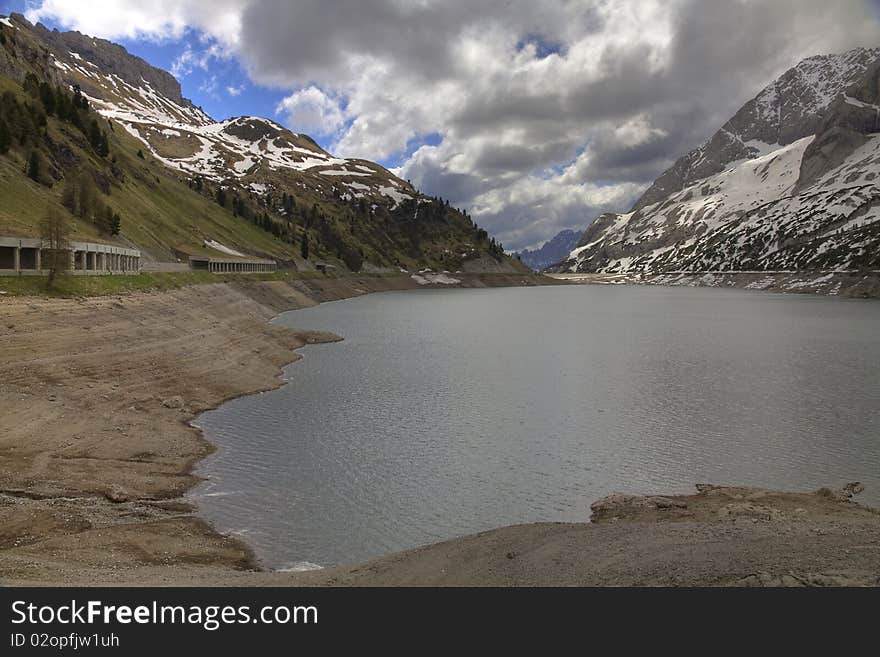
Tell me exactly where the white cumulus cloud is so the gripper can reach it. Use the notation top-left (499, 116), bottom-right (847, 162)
top-left (275, 86), bottom-right (347, 138)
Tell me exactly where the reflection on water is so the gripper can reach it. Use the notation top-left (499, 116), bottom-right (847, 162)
top-left (192, 285), bottom-right (880, 569)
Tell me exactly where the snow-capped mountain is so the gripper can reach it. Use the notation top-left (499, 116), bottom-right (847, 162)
top-left (514, 229), bottom-right (582, 271)
top-left (558, 48), bottom-right (880, 274)
top-left (636, 47), bottom-right (880, 209)
top-left (1, 13), bottom-right (518, 272)
top-left (30, 21), bottom-right (417, 208)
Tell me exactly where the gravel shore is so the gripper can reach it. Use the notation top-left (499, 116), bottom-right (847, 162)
top-left (2, 273), bottom-right (877, 586)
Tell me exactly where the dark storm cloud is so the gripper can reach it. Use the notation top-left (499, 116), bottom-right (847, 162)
top-left (239, 0), bottom-right (460, 85)
top-left (238, 0), bottom-right (605, 88)
top-left (471, 140), bottom-right (577, 176)
top-left (32, 0), bottom-right (880, 250)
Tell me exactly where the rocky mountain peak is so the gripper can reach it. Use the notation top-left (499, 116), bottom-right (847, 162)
top-left (635, 47), bottom-right (880, 210)
top-left (3, 15), bottom-right (421, 208)
top-left (12, 13), bottom-right (188, 107)
top-left (556, 46), bottom-right (880, 276)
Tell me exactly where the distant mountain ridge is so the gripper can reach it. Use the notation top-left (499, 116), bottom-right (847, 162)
top-left (45, 31), bottom-right (418, 206)
top-left (0, 13), bottom-right (521, 273)
top-left (514, 229), bottom-right (581, 271)
top-left (556, 47), bottom-right (880, 274)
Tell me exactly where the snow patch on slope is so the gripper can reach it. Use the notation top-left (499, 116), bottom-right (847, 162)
top-left (563, 132), bottom-right (880, 273)
top-left (204, 240), bottom-right (247, 257)
top-left (48, 48), bottom-right (420, 208)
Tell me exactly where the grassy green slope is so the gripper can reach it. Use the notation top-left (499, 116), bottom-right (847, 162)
top-left (0, 79), bottom-right (299, 263)
top-left (0, 16), bottom-right (526, 273)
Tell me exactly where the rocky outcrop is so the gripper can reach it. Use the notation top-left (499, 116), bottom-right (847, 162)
top-left (590, 493), bottom-right (688, 521)
top-left (796, 127), bottom-right (868, 190)
top-left (223, 117), bottom-right (284, 143)
top-left (590, 482), bottom-right (872, 524)
top-left (797, 61), bottom-right (880, 188)
top-left (635, 48), bottom-right (880, 210)
top-left (9, 14), bottom-right (188, 106)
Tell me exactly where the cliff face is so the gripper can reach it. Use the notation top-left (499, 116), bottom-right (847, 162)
top-left (634, 48), bottom-right (880, 210)
top-left (31, 21), bottom-right (188, 106)
top-left (556, 48), bottom-right (880, 274)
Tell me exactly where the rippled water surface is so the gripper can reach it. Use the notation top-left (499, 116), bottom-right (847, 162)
top-left (193, 285), bottom-right (880, 569)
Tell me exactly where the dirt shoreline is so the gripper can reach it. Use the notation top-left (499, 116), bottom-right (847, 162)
top-left (0, 272), bottom-right (559, 585)
top-left (2, 272), bottom-right (878, 586)
top-left (289, 483), bottom-right (880, 587)
top-left (548, 270), bottom-right (880, 298)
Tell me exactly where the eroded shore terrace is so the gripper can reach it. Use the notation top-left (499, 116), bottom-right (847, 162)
top-left (1, 272), bottom-right (878, 586)
top-left (0, 273), bottom-right (552, 585)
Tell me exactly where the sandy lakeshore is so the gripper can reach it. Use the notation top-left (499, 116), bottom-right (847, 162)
top-left (0, 273), bottom-right (555, 585)
top-left (1, 273), bottom-right (878, 587)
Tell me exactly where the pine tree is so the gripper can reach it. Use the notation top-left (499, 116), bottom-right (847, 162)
top-left (72, 85), bottom-right (88, 110)
top-left (97, 131), bottom-right (109, 157)
top-left (55, 89), bottom-right (71, 121)
top-left (87, 119), bottom-right (105, 154)
top-left (23, 73), bottom-right (39, 98)
top-left (99, 204), bottom-right (115, 234)
top-left (301, 233), bottom-right (309, 260)
top-left (61, 176), bottom-right (78, 213)
top-left (0, 119), bottom-right (10, 154)
top-left (26, 150), bottom-right (40, 182)
top-left (39, 208), bottom-right (71, 290)
top-left (77, 173), bottom-right (96, 220)
top-left (38, 82), bottom-right (55, 116)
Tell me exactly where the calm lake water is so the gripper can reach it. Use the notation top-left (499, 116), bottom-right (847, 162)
top-left (192, 285), bottom-right (880, 570)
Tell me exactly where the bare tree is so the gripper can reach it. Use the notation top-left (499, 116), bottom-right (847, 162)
top-left (39, 208), bottom-right (71, 289)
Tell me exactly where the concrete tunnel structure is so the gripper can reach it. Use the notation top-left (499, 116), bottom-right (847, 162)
top-left (188, 255), bottom-right (277, 273)
top-left (1, 237), bottom-right (280, 276)
top-left (0, 237), bottom-right (141, 275)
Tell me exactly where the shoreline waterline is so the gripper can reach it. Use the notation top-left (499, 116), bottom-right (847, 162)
top-left (182, 274), bottom-right (562, 572)
top-left (3, 272), bottom-right (877, 585)
top-left (193, 284), bottom-right (880, 571)
top-left (0, 273), bottom-right (557, 585)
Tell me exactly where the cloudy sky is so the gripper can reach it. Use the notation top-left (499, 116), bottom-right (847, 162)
top-left (6, 1), bottom-right (880, 250)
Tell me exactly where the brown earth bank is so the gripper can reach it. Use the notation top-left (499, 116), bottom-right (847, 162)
top-left (0, 272), bottom-right (559, 585)
top-left (548, 271), bottom-right (880, 298)
top-left (285, 483), bottom-right (880, 587)
top-left (1, 272), bottom-right (878, 586)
